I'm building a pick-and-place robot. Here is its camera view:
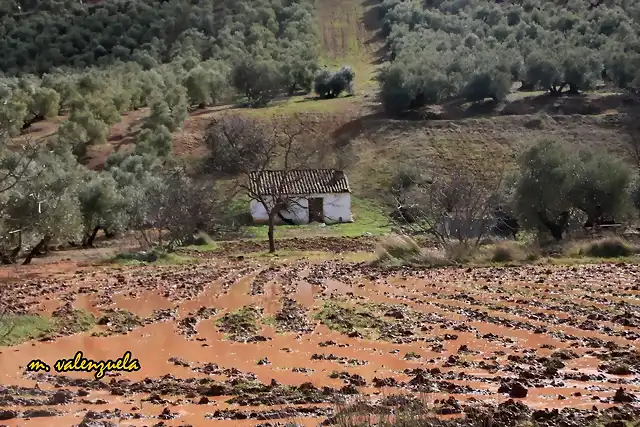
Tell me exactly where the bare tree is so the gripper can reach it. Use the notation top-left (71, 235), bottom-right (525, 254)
top-left (391, 160), bottom-right (507, 248)
top-left (203, 113), bottom-right (327, 252)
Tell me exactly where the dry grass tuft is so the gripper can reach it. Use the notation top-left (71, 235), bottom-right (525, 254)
top-left (481, 241), bottom-right (539, 263)
top-left (570, 236), bottom-right (640, 259)
top-left (375, 234), bottom-right (450, 267)
top-left (375, 234), bottom-right (640, 269)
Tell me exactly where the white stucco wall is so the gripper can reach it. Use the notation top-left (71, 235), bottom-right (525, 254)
top-left (250, 196), bottom-right (309, 225)
top-left (322, 193), bottom-right (352, 224)
top-left (250, 193), bottom-right (352, 225)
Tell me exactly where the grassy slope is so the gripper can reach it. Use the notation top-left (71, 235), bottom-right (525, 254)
top-left (314, 0), bottom-right (384, 91)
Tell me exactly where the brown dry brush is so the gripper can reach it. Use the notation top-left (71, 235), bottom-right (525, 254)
top-left (390, 158), bottom-right (507, 249)
top-left (0, 281), bottom-right (16, 342)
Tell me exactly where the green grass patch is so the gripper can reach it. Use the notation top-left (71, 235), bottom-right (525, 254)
top-left (54, 309), bottom-right (97, 335)
top-left (242, 198), bottom-right (390, 239)
top-left (327, 198), bottom-right (391, 237)
top-left (315, 300), bottom-right (385, 338)
top-left (242, 250), bottom-right (375, 262)
top-left (0, 315), bottom-right (55, 346)
top-left (0, 309), bottom-right (97, 346)
top-left (92, 309), bottom-right (143, 336)
top-left (181, 242), bottom-right (219, 252)
top-left (181, 231), bottom-right (220, 251)
top-left (261, 315), bottom-right (277, 326)
top-left (313, 0), bottom-right (383, 92)
top-left (241, 94), bottom-right (363, 117)
top-left (216, 305), bottom-right (262, 341)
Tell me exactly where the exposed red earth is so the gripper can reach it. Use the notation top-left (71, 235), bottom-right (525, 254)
top-left (0, 254), bottom-right (639, 426)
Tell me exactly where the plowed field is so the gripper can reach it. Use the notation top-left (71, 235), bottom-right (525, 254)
top-left (0, 259), bottom-right (639, 426)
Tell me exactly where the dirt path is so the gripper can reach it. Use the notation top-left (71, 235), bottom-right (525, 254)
top-left (314, 0), bottom-right (385, 89)
top-left (0, 260), bottom-right (639, 425)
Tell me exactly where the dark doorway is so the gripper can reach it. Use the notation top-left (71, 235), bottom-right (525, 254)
top-left (308, 198), bottom-right (324, 223)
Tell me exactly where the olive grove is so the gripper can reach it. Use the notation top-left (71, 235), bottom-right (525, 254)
top-left (378, 0), bottom-right (640, 114)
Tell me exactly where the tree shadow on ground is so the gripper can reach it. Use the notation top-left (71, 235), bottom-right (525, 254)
top-left (501, 92), bottom-right (626, 116)
top-left (330, 92), bottom-right (630, 150)
top-left (360, 0), bottom-right (388, 66)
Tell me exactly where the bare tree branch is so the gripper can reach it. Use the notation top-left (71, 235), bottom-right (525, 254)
top-left (204, 113), bottom-right (330, 252)
top-left (390, 159), bottom-right (508, 249)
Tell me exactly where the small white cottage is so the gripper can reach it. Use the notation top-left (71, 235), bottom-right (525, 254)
top-left (248, 169), bottom-right (353, 225)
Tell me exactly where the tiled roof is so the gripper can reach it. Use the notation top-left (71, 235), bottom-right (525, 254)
top-left (248, 169), bottom-right (350, 196)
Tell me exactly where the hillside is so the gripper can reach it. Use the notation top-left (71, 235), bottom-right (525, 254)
top-left (2, 0), bottom-right (640, 262)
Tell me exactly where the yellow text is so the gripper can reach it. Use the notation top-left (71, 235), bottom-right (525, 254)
top-left (26, 359), bottom-right (50, 372)
top-left (53, 351), bottom-right (141, 380)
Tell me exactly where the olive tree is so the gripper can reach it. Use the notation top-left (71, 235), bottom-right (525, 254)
top-left (143, 83), bottom-right (188, 132)
top-left (525, 47), bottom-right (602, 94)
top-left (314, 66), bottom-right (355, 99)
top-left (0, 92), bottom-right (27, 137)
top-left (1, 148), bottom-right (83, 264)
top-left (514, 139), bottom-right (631, 241)
top-left (57, 105), bottom-right (109, 160)
top-left (78, 172), bottom-right (128, 247)
top-left (107, 154), bottom-right (220, 250)
top-left (21, 86), bottom-right (61, 130)
top-left (0, 127), bottom-right (38, 263)
top-left (231, 57), bottom-right (283, 107)
top-left (40, 72), bottom-right (79, 112)
top-left (134, 125), bottom-right (173, 158)
top-left (514, 140), bottom-right (578, 240)
top-left (279, 46), bottom-right (319, 95)
top-left (183, 65), bottom-right (228, 109)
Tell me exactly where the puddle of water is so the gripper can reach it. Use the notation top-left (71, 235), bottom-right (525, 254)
top-left (293, 279), bottom-right (315, 306)
top-left (324, 279), bottom-right (352, 295)
top-left (111, 290), bottom-right (175, 317)
top-left (73, 294), bottom-right (102, 316)
top-left (209, 274), bottom-right (255, 310)
top-left (2, 262), bottom-right (639, 427)
top-left (254, 281), bottom-right (281, 315)
top-left (36, 298), bottom-right (63, 315)
top-left (177, 281), bottom-right (223, 316)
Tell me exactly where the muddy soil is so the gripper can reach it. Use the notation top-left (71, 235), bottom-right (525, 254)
top-left (0, 259), bottom-right (639, 426)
